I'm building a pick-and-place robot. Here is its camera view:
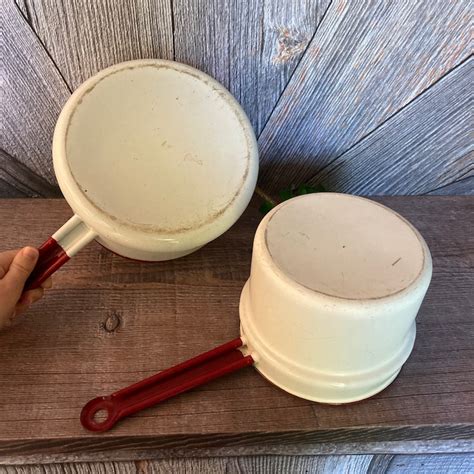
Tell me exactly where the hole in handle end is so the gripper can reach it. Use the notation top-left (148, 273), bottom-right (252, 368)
top-left (80, 397), bottom-right (119, 432)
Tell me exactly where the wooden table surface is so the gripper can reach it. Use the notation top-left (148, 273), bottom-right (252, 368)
top-left (0, 197), bottom-right (473, 464)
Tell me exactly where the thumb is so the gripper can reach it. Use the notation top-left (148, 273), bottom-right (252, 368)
top-left (4, 247), bottom-right (39, 292)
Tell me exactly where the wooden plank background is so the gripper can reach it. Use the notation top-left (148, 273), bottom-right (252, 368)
top-left (174, 0), bottom-right (331, 135)
top-left (2, 454), bottom-right (474, 474)
top-left (1, 0), bottom-right (473, 471)
top-left (308, 58), bottom-right (473, 195)
top-left (257, 0), bottom-right (472, 192)
top-left (1, 0), bottom-right (472, 197)
top-left (0, 197), bottom-right (473, 464)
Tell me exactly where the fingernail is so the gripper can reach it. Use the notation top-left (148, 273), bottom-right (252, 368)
top-left (23, 247), bottom-right (38, 261)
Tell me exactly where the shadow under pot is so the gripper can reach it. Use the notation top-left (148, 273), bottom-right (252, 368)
top-left (81, 193), bottom-right (433, 432)
top-left (25, 59), bottom-right (258, 290)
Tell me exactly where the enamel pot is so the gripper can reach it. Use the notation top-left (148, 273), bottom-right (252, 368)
top-left (25, 60), bottom-right (258, 290)
top-left (81, 193), bottom-right (432, 432)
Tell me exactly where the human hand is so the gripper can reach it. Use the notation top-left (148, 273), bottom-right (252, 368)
top-left (0, 247), bottom-right (52, 330)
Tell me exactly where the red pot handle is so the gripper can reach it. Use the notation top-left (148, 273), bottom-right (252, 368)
top-left (81, 338), bottom-right (254, 432)
top-left (24, 215), bottom-right (96, 291)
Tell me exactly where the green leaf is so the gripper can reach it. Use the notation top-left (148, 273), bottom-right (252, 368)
top-left (311, 183), bottom-right (327, 193)
top-left (259, 201), bottom-right (275, 215)
top-left (278, 188), bottom-right (294, 201)
top-left (296, 184), bottom-right (326, 195)
top-left (259, 182), bottom-right (328, 214)
top-left (296, 184), bottom-right (310, 195)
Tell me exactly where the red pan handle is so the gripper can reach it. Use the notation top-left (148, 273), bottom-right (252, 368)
top-left (24, 237), bottom-right (70, 290)
top-left (24, 215), bottom-right (96, 291)
top-left (81, 338), bottom-right (254, 432)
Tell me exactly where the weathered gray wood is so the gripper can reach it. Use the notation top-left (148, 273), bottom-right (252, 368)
top-left (257, 0), bottom-right (471, 192)
top-left (138, 455), bottom-right (373, 474)
top-left (387, 454), bottom-right (474, 473)
top-left (14, 0), bottom-right (28, 19)
top-left (3, 0), bottom-right (471, 199)
top-left (25, 0), bottom-right (174, 89)
top-left (173, 0), bottom-right (331, 134)
top-left (427, 174), bottom-right (474, 196)
top-left (157, 455), bottom-right (373, 473)
top-left (0, 456), bottom-right (373, 473)
top-left (2, 440), bottom-right (473, 465)
top-left (0, 197), bottom-right (472, 462)
top-left (2, 454), bottom-right (474, 472)
top-left (367, 454), bottom-right (395, 473)
top-left (0, 149), bottom-right (61, 198)
top-left (1, 0), bottom-right (70, 185)
top-left (307, 58), bottom-right (474, 195)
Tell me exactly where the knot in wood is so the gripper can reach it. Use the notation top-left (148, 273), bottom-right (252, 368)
top-left (103, 312), bottom-right (121, 333)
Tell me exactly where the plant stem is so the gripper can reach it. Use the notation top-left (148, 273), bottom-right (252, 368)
top-left (254, 186), bottom-right (278, 206)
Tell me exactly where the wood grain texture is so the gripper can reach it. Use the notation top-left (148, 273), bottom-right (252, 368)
top-left (0, 455), bottom-right (374, 473)
top-left (367, 454), bottom-right (394, 473)
top-left (427, 174), bottom-right (474, 196)
top-left (257, 0), bottom-right (471, 192)
top-left (1, 463), bottom-right (138, 474)
top-left (0, 197), bottom-right (472, 461)
top-left (0, 149), bottom-right (61, 198)
top-left (2, 438), bottom-right (473, 465)
top-left (25, 0), bottom-right (174, 89)
top-left (14, 0), bottom-right (28, 18)
top-left (1, 0), bottom-right (70, 185)
top-left (387, 454), bottom-right (474, 473)
top-left (3, 0), bottom-right (471, 198)
top-left (2, 454), bottom-right (474, 473)
top-left (173, 0), bottom-right (331, 134)
top-left (307, 58), bottom-right (474, 195)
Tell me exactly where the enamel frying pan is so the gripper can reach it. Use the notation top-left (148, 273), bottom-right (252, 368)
top-left (25, 60), bottom-right (258, 290)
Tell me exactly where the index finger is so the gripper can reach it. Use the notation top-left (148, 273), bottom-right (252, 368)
top-left (0, 249), bottom-right (20, 279)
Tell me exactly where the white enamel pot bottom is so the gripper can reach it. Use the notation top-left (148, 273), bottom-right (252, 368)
top-left (81, 193), bottom-right (432, 432)
top-left (25, 60), bottom-right (258, 290)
